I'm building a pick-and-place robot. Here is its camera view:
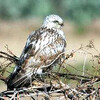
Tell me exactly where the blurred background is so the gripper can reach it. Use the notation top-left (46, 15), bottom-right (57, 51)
top-left (0, 0), bottom-right (100, 56)
top-left (0, 0), bottom-right (100, 92)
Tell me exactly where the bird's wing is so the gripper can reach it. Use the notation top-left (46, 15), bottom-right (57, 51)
top-left (21, 28), bottom-right (66, 70)
top-left (19, 29), bottom-right (41, 64)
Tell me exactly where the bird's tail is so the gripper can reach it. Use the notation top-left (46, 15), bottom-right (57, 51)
top-left (6, 66), bottom-right (34, 90)
top-left (0, 51), bottom-right (34, 90)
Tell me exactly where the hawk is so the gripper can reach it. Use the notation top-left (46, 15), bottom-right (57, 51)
top-left (7, 14), bottom-right (66, 90)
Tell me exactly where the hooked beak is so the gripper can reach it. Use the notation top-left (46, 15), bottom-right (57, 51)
top-left (60, 23), bottom-right (64, 27)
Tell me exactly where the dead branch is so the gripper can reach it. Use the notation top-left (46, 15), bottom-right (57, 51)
top-left (0, 41), bottom-right (100, 99)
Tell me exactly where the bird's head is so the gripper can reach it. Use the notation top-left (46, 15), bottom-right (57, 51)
top-left (42, 14), bottom-right (64, 30)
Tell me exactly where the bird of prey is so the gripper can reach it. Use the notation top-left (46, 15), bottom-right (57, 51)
top-left (7, 14), bottom-right (66, 90)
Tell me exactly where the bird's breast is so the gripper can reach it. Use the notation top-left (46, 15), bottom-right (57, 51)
top-left (34, 32), bottom-right (57, 53)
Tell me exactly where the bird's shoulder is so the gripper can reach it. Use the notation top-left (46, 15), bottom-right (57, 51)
top-left (20, 27), bottom-right (50, 62)
top-left (27, 27), bottom-right (48, 44)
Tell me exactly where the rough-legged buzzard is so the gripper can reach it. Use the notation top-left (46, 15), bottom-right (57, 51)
top-left (7, 14), bottom-right (66, 90)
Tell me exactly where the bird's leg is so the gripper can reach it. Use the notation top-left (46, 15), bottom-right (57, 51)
top-left (33, 68), bottom-right (45, 82)
top-left (29, 75), bottom-right (33, 89)
top-left (38, 74), bottom-right (45, 82)
top-left (37, 66), bottom-right (53, 83)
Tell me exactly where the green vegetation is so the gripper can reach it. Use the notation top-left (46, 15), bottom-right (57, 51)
top-left (63, 0), bottom-right (100, 25)
top-left (0, 0), bottom-right (100, 26)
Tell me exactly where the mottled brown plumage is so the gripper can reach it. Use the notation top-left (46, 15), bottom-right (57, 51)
top-left (7, 14), bottom-right (66, 90)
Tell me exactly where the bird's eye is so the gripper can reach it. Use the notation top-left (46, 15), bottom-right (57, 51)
top-left (53, 20), bottom-right (59, 23)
